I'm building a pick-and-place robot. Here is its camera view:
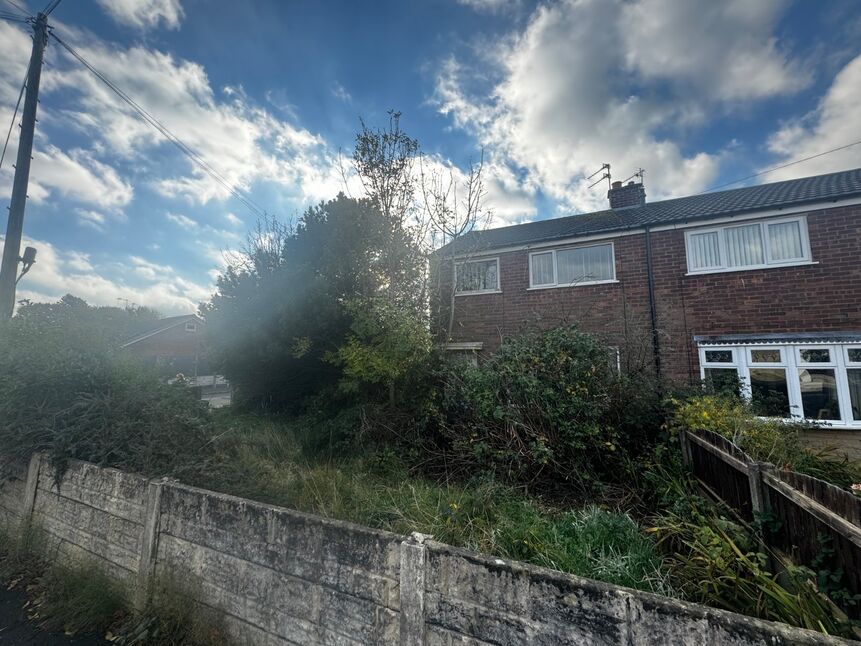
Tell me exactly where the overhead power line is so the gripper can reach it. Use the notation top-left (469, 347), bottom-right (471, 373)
top-left (705, 139), bottom-right (861, 193)
top-left (43, 0), bottom-right (61, 16)
top-left (0, 10), bottom-right (28, 22)
top-left (1, 0), bottom-right (28, 16)
top-left (0, 61), bottom-right (30, 170)
top-left (50, 31), bottom-right (269, 219)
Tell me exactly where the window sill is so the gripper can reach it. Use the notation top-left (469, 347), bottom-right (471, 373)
top-left (527, 279), bottom-right (619, 291)
top-left (454, 290), bottom-right (502, 297)
top-left (686, 261), bottom-right (818, 277)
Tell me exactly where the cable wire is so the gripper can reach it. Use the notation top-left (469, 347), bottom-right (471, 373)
top-left (0, 11), bottom-right (28, 21)
top-left (43, 0), bottom-right (61, 16)
top-left (0, 60), bottom-right (29, 170)
top-left (1, 0), bottom-right (28, 16)
top-left (51, 31), bottom-right (268, 218)
top-left (704, 139), bottom-right (861, 193)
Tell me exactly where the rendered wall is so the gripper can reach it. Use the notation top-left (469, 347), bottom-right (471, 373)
top-left (0, 454), bottom-right (851, 646)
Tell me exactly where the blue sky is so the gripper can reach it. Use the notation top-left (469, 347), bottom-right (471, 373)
top-left (1, 0), bottom-right (860, 313)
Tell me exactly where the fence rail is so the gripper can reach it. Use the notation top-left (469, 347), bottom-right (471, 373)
top-left (680, 429), bottom-right (861, 619)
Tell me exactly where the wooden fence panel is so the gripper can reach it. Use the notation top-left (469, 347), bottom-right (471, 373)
top-left (686, 431), bottom-right (755, 522)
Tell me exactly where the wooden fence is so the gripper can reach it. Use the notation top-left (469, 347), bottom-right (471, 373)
top-left (680, 429), bottom-right (861, 618)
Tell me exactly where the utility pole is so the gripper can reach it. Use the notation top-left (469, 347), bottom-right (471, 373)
top-left (0, 12), bottom-right (49, 319)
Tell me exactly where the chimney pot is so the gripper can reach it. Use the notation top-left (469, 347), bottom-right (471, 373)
top-left (612, 181), bottom-right (622, 189)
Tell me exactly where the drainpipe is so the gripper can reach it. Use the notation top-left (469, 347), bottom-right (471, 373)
top-left (644, 226), bottom-right (662, 380)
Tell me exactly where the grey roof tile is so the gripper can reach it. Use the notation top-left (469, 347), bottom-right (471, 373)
top-left (439, 167), bottom-right (861, 255)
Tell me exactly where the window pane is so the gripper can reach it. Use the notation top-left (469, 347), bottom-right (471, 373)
top-left (848, 369), bottom-right (861, 421)
top-left (847, 349), bottom-right (861, 363)
top-left (751, 349), bottom-right (781, 363)
top-left (557, 245), bottom-right (614, 284)
top-left (457, 260), bottom-right (497, 292)
top-left (689, 232), bottom-right (721, 270)
top-left (531, 252), bottom-right (554, 285)
top-left (725, 223), bottom-right (764, 267)
top-left (704, 368), bottom-right (740, 396)
top-left (800, 348), bottom-right (830, 363)
top-left (704, 350), bottom-right (732, 364)
top-left (582, 244), bottom-right (614, 281)
top-left (556, 248), bottom-right (581, 284)
top-left (798, 368), bottom-right (840, 420)
top-left (768, 220), bottom-right (804, 262)
top-left (750, 368), bottom-right (791, 417)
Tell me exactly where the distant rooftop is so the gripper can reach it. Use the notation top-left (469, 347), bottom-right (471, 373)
top-left (439, 167), bottom-right (861, 255)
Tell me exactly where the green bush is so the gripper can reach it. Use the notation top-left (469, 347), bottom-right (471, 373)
top-left (670, 395), bottom-right (861, 488)
top-left (0, 315), bottom-right (216, 482)
top-left (38, 561), bottom-right (126, 636)
top-left (435, 326), bottom-right (662, 491)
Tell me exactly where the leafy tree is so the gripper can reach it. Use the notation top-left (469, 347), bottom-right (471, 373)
top-left (205, 194), bottom-right (400, 409)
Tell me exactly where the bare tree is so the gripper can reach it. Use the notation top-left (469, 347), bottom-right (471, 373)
top-left (421, 150), bottom-right (492, 340)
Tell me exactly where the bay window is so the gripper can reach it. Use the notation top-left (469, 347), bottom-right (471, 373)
top-left (699, 340), bottom-right (861, 427)
top-left (686, 216), bottom-right (810, 274)
top-left (529, 242), bottom-right (616, 288)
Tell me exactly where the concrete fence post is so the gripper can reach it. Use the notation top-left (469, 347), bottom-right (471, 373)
top-left (399, 532), bottom-right (429, 646)
top-left (747, 462), bottom-right (765, 517)
top-left (20, 452), bottom-right (41, 524)
top-left (135, 479), bottom-right (165, 611)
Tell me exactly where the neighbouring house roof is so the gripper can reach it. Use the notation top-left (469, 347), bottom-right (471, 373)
top-left (121, 314), bottom-right (203, 348)
top-left (438, 167), bottom-right (861, 256)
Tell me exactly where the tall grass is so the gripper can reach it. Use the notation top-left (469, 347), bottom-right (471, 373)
top-left (197, 413), bottom-right (672, 595)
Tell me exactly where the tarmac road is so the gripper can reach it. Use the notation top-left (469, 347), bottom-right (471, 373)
top-left (0, 583), bottom-right (107, 645)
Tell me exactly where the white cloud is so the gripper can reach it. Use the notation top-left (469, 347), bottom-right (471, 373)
top-left (766, 53), bottom-right (861, 180)
top-left (224, 212), bottom-right (243, 227)
top-left (96, 0), bottom-right (184, 30)
top-left (30, 146), bottom-right (133, 209)
top-left (332, 82), bottom-right (352, 103)
top-left (435, 0), bottom-right (806, 215)
top-left (166, 212), bottom-right (198, 230)
top-left (620, 0), bottom-right (806, 103)
top-left (456, 0), bottom-right (521, 13)
top-left (9, 236), bottom-right (210, 314)
top-left (44, 41), bottom-right (346, 207)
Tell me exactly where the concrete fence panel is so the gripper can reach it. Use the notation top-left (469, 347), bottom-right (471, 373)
top-left (0, 454), bottom-right (852, 646)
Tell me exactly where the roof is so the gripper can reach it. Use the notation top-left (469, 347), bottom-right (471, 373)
top-left (121, 314), bottom-right (203, 348)
top-left (439, 167), bottom-right (861, 256)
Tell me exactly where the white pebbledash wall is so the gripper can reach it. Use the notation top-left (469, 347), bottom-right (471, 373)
top-left (0, 454), bottom-right (851, 646)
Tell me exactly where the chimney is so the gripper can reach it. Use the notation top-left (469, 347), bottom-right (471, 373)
top-left (608, 180), bottom-right (646, 209)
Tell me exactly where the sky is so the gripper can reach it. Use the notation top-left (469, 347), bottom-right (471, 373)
top-left (0, 0), bottom-right (860, 314)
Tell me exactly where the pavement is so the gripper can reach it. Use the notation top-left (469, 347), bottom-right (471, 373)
top-left (0, 583), bottom-right (107, 645)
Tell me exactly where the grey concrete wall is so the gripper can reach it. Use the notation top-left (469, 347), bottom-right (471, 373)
top-left (0, 454), bottom-right (852, 645)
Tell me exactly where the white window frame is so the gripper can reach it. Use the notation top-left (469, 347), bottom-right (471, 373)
top-left (528, 241), bottom-right (617, 289)
top-left (185, 321), bottom-right (197, 332)
top-left (685, 215), bottom-right (812, 275)
top-left (454, 257), bottom-right (501, 295)
top-left (698, 340), bottom-right (861, 428)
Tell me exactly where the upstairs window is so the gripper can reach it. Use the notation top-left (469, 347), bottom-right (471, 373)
top-left (455, 258), bottom-right (500, 294)
top-left (185, 321), bottom-right (197, 332)
top-left (529, 242), bottom-right (616, 288)
top-left (686, 216), bottom-right (810, 274)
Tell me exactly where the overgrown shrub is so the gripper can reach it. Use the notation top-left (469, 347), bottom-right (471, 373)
top-left (435, 326), bottom-right (662, 492)
top-left (0, 315), bottom-right (216, 482)
top-left (671, 395), bottom-right (861, 488)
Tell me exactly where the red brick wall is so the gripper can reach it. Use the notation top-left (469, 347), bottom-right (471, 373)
top-left (435, 204), bottom-right (861, 384)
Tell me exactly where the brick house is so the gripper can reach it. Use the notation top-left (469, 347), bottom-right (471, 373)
top-left (121, 313), bottom-right (207, 377)
top-left (433, 168), bottom-right (861, 444)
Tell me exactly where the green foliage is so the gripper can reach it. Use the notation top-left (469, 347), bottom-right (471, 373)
top-left (671, 395), bottom-right (861, 488)
top-left (37, 561), bottom-right (126, 636)
top-left (331, 297), bottom-right (433, 398)
top-left (435, 326), bottom-right (661, 491)
top-left (197, 414), bottom-right (669, 595)
top-left (650, 504), bottom-right (853, 637)
top-left (206, 194), bottom-right (426, 411)
top-left (0, 309), bottom-right (215, 481)
top-left (114, 575), bottom-right (230, 646)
